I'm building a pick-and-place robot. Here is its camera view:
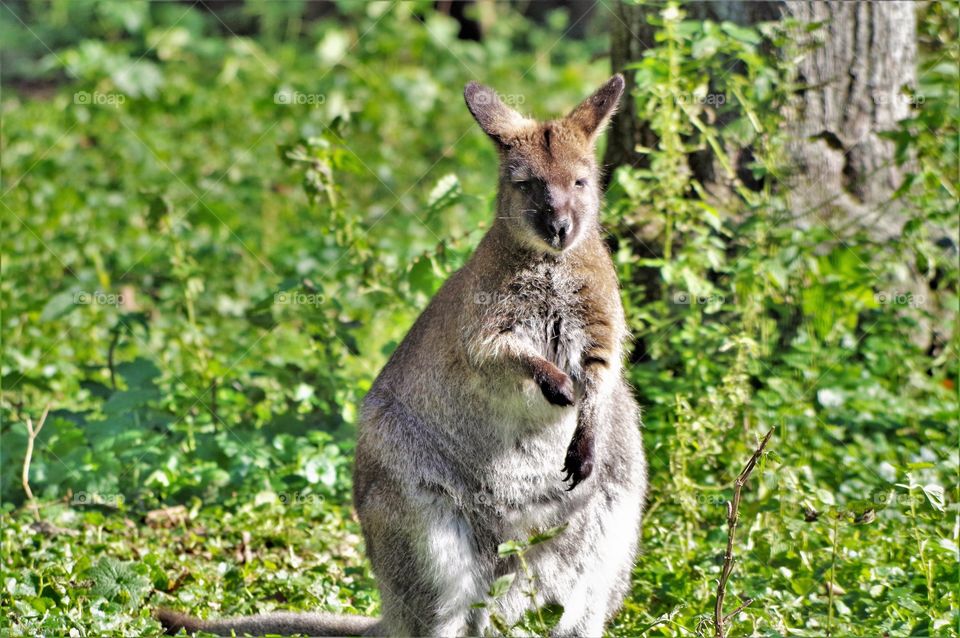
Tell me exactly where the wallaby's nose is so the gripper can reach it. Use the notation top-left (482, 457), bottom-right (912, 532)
top-left (549, 217), bottom-right (572, 242)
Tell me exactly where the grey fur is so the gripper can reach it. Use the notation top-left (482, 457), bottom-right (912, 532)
top-left (157, 76), bottom-right (646, 638)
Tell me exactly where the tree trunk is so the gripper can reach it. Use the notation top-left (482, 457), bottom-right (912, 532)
top-left (604, 1), bottom-right (954, 348)
top-left (604, 0), bottom-right (917, 236)
top-left (782, 1), bottom-right (916, 236)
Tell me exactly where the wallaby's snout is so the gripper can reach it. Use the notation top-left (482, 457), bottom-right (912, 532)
top-left (546, 214), bottom-right (571, 249)
top-left (511, 172), bottom-right (585, 252)
top-left (464, 75), bottom-right (625, 254)
top-left (536, 181), bottom-right (578, 250)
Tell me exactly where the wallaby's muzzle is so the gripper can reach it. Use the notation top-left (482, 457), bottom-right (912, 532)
top-left (541, 213), bottom-right (575, 250)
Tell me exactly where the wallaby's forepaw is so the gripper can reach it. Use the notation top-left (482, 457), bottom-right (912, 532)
top-left (562, 427), bottom-right (594, 490)
top-left (534, 363), bottom-right (575, 407)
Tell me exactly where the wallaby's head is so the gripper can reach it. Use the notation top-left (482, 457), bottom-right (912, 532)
top-left (464, 75), bottom-right (624, 253)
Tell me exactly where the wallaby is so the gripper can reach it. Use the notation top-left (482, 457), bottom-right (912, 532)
top-left (158, 75), bottom-right (647, 637)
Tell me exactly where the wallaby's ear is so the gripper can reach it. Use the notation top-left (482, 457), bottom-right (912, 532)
top-left (464, 82), bottom-right (529, 147)
top-left (566, 74), bottom-right (625, 141)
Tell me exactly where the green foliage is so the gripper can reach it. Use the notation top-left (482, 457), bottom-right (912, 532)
top-left (470, 525), bottom-right (569, 636)
top-left (1, 1), bottom-right (605, 509)
top-left (89, 557), bottom-right (152, 608)
top-left (605, 4), bottom-right (958, 637)
top-left (1, 1), bottom-right (956, 637)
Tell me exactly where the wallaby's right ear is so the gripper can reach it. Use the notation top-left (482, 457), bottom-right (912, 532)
top-left (464, 82), bottom-right (529, 147)
top-left (566, 74), bottom-right (625, 142)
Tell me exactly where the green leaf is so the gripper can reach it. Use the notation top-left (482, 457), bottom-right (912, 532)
top-left (88, 558), bottom-right (151, 608)
top-left (497, 540), bottom-right (524, 557)
top-left (539, 603), bottom-right (565, 628)
top-left (408, 254), bottom-right (440, 296)
top-left (116, 358), bottom-right (160, 389)
top-left (424, 174), bottom-right (461, 222)
top-left (40, 289), bottom-right (81, 321)
top-left (103, 388), bottom-right (159, 414)
top-left (528, 524), bottom-right (568, 546)
top-left (921, 484), bottom-right (945, 512)
top-left (720, 22), bottom-right (763, 44)
top-left (488, 573), bottom-right (515, 598)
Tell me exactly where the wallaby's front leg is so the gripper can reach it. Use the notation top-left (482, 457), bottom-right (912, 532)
top-left (469, 327), bottom-right (575, 407)
top-left (562, 355), bottom-right (610, 489)
top-left (528, 352), bottom-right (575, 407)
top-left (563, 288), bottom-right (621, 489)
top-left (563, 410), bottom-right (596, 489)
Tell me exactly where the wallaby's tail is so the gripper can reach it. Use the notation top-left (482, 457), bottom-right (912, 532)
top-left (156, 608), bottom-right (381, 636)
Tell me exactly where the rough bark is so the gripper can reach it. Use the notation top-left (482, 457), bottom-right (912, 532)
top-left (782, 1), bottom-right (917, 236)
top-left (602, 1), bottom-right (949, 347)
top-left (603, 0), bottom-right (918, 237)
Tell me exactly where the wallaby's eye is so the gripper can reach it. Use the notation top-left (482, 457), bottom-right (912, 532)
top-left (515, 180), bottom-right (532, 192)
top-left (574, 178), bottom-right (588, 189)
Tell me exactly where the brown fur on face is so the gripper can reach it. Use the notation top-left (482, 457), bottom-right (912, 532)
top-left (464, 75), bottom-right (624, 253)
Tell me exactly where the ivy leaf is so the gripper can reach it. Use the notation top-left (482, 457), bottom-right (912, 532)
top-left (88, 558), bottom-right (151, 608)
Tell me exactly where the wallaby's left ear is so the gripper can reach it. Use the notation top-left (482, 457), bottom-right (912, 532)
top-left (566, 74), bottom-right (625, 141)
top-left (464, 81), bottom-right (531, 148)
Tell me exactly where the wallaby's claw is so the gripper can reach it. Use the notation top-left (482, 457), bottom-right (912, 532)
top-left (534, 364), bottom-right (575, 407)
top-left (563, 427), bottom-right (595, 490)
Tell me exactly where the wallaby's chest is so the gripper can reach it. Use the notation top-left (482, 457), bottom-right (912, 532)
top-left (499, 263), bottom-right (587, 375)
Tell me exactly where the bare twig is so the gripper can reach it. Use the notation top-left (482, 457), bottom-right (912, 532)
top-left (714, 427), bottom-right (774, 638)
top-left (722, 596), bottom-right (754, 624)
top-left (21, 404), bottom-right (52, 521)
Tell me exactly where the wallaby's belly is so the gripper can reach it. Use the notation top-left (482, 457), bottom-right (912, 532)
top-left (354, 254), bottom-right (644, 635)
top-left (477, 406), bottom-right (579, 528)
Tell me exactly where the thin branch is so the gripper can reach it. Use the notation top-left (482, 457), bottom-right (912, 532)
top-left (21, 404), bottom-right (52, 521)
top-left (714, 427), bottom-right (774, 638)
top-left (722, 596), bottom-right (755, 624)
